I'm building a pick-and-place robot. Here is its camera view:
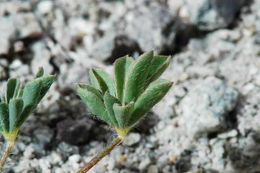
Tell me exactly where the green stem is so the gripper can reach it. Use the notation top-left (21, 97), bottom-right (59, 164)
top-left (0, 141), bottom-right (15, 171)
top-left (77, 136), bottom-right (123, 173)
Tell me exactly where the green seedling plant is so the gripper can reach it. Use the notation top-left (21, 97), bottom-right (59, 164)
top-left (77, 51), bottom-right (173, 172)
top-left (0, 68), bottom-right (55, 170)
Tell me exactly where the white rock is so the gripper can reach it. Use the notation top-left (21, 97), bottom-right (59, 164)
top-left (123, 133), bottom-right (141, 146)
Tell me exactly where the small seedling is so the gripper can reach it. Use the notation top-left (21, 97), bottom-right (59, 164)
top-left (0, 68), bottom-right (55, 170)
top-left (77, 51), bottom-right (173, 172)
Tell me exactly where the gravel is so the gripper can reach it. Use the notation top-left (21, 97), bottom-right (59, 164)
top-left (0, 0), bottom-right (259, 173)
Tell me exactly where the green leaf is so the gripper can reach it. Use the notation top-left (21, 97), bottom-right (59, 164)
top-left (103, 92), bottom-right (120, 127)
top-left (13, 80), bottom-right (22, 98)
top-left (35, 67), bottom-right (44, 78)
top-left (0, 103), bottom-right (9, 132)
top-left (8, 98), bottom-right (23, 131)
top-left (129, 79), bottom-right (173, 126)
top-left (78, 84), bottom-right (103, 99)
top-left (94, 69), bottom-right (115, 95)
top-left (15, 104), bottom-right (34, 129)
top-left (114, 56), bottom-right (134, 102)
top-left (77, 87), bottom-right (109, 123)
top-left (123, 51), bottom-right (154, 104)
top-left (89, 69), bottom-right (115, 95)
top-left (89, 69), bottom-right (101, 90)
top-left (6, 78), bottom-right (19, 103)
top-left (36, 75), bottom-right (55, 103)
top-left (113, 102), bottom-right (134, 129)
top-left (147, 56), bottom-right (170, 83)
top-left (22, 78), bottom-right (42, 109)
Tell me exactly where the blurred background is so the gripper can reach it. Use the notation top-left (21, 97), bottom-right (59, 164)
top-left (0, 0), bottom-right (259, 172)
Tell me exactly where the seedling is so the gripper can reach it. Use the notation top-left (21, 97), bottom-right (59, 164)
top-left (77, 51), bottom-right (173, 172)
top-left (0, 68), bottom-right (55, 170)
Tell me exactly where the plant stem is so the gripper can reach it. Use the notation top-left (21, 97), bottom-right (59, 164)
top-left (77, 136), bottom-right (123, 173)
top-left (0, 141), bottom-right (15, 171)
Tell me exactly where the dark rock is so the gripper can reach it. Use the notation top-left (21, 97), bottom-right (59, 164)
top-left (56, 117), bottom-right (102, 145)
top-left (132, 112), bottom-right (159, 135)
top-left (175, 149), bottom-right (192, 173)
top-left (187, 0), bottom-right (246, 30)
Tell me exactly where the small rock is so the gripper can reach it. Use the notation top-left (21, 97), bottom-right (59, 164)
top-left (33, 126), bottom-right (54, 146)
top-left (186, 0), bottom-right (246, 30)
top-left (31, 41), bottom-right (53, 75)
top-left (37, 0), bottom-right (53, 15)
top-left (68, 154), bottom-right (81, 163)
top-left (56, 117), bottom-right (98, 145)
top-left (147, 165), bottom-right (159, 173)
top-left (90, 34), bottom-right (141, 62)
top-left (123, 132), bottom-right (141, 146)
top-left (23, 145), bottom-right (35, 159)
top-left (178, 77), bottom-right (239, 138)
top-left (139, 157), bottom-right (151, 171)
top-left (14, 13), bottom-right (42, 38)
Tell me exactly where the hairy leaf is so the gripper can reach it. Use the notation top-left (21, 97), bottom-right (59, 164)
top-left (147, 56), bottom-right (170, 83)
top-left (36, 76), bottom-right (55, 103)
top-left (0, 103), bottom-right (9, 132)
top-left (123, 51), bottom-right (154, 104)
top-left (89, 69), bottom-right (101, 90)
top-left (114, 56), bottom-right (134, 102)
top-left (78, 84), bottom-right (103, 99)
top-left (6, 78), bottom-right (19, 103)
top-left (129, 79), bottom-right (173, 126)
top-left (94, 69), bottom-right (115, 95)
top-left (89, 69), bottom-right (115, 95)
top-left (35, 67), bottom-right (44, 78)
top-left (113, 102), bottom-right (134, 129)
top-left (104, 92), bottom-right (120, 127)
top-left (77, 87), bottom-right (109, 123)
top-left (15, 104), bottom-right (34, 129)
top-left (9, 98), bottom-right (23, 131)
top-left (22, 79), bottom-right (42, 109)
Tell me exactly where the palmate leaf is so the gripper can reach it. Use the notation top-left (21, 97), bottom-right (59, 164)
top-left (16, 75), bottom-right (55, 129)
top-left (78, 84), bottom-right (103, 99)
top-left (0, 103), bottom-right (9, 132)
top-left (14, 104), bottom-right (34, 129)
top-left (35, 67), bottom-right (44, 78)
top-left (114, 56), bottom-right (134, 102)
top-left (78, 51), bottom-right (173, 137)
top-left (36, 76), bottom-right (55, 103)
top-left (103, 92), bottom-right (120, 127)
top-left (146, 56), bottom-right (170, 83)
top-left (22, 79), bottom-right (42, 109)
top-left (6, 78), bottom-right (20, 103)
top-left (129, 79), bottom-right (173, 126)
top-left (113, 102), bottom-right (134, 129)
top-left (8, 98), bottom-right (23, 131)
top-left (123, 51), bottom-right (154, 104)
top-left (77, 86), bottom-right (109, 123)
top-left (89, 69), bottom-right (115, 96)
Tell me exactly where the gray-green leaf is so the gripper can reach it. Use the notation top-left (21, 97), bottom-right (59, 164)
top-left (77, 87), bottom-right (109, 123)
top-left (78, 84), bottom-right (103, 99)
top-left (89, 69), bottom-right (115, 95)
top-left (8, 98), bottom-right (23, 131)
top-left (147, 56), bottom-right (170, 83)
top-left (103, 92), bottom-right (120, 127)
top-left (113, 102), bottom-right (134, 129)
top-left (114, 56), bottom-right (134, 102)
top-left (123, 51), bottom-right (154, 104)
top-left (6, 78), bottom-right (19, 103)
top-left (0, 103), bottom-right (9, 132)
top-left (129, 79), bottom-right (173, 126)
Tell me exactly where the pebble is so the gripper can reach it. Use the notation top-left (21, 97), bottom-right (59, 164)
top-left (147, 165), bottom-right (159, 173)
top-left (123, 133), bottom-right (141, 146)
